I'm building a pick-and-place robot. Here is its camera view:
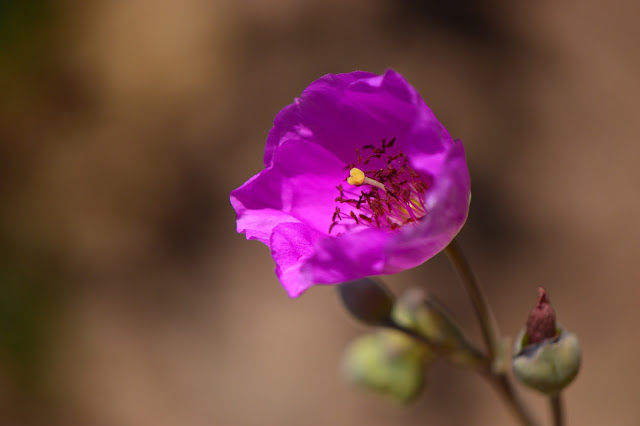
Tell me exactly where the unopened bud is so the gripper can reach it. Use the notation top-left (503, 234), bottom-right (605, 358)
top-left (391, 287), bottom-right (483, 367)
top-left (338, 278), bottom-right (394, 325)
top-left (342, 330), bottom-right (431, 402)
top-left (512, 288), bottom-right (581, 394)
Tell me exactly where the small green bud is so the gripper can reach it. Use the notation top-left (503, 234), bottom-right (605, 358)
top-left (512, 289), bottom-right (581, 394)
top-left (342, 330), bottom-right (431, 403)
top-left (391, 287), bottom-right (483, 367)
top-left (338, 278), bottom-right (394, 325)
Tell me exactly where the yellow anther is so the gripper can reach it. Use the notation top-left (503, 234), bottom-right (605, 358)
top-left (347, 168), bottom-right (365, 186)
top-left (346, 167), bottom-right (387, 192)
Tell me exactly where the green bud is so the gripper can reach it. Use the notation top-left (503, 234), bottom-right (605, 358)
top-left (512, 328), bottom-right (581, 395)
top-left (342, 330), bottom-right (431, 402)
top-left (338, 279), bottom-right (394, 325)
top-left (391, 287), bottom-right (483, 367)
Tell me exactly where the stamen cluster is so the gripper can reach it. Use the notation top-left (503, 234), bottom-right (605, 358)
top-left (330, 138), bottom-right (430, 234)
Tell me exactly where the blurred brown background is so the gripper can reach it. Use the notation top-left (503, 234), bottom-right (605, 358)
top-left (1, 0), bottom-right (638, 425)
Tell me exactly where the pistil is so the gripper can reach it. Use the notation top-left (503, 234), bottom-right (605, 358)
top-left (347, 168), bottom-right (388, 193)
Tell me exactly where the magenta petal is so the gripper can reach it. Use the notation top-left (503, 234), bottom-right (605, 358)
top-left (297, 71), bottom-right (418, 163)
top-left (265, 70), bottom-right (422, 166)
top-left (385, 141), bottom-right (470, 268)
top-left (234, 208), bottom-right (300, 245)
top-left (308, 229), bottom-right (395, 283)
top-left (270, 223), bottom-right (325, 297)
top-left (263, 72), bottom-right (377, 166)
top-left (231, 138), bottom-right (345, 244)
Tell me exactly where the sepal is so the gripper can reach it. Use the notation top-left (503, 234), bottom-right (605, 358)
top-left (512, 327), bottom-right (581, 395)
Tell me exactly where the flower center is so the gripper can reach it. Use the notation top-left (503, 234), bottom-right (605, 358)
top-left (329, 138), bottom-right (430, 234)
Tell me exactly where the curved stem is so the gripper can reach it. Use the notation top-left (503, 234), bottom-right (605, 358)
top-left (484, 372), bottom-right (537, 426)
top-left (445, 238), bottom-right (538, 426)
top-left (550, 394), bottom-right (564, 426)
top-left (444, 239), bottom-right (500, 359)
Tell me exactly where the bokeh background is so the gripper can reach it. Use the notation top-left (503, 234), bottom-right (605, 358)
top-left (1, 0), bottom-right (639, 425)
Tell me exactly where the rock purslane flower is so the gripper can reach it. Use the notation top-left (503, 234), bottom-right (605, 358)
top-left (230, 70), bottom-right (470, 297)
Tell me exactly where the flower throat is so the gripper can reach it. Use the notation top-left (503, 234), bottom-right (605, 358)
top-left (329, 138), bottom-right (429, 234)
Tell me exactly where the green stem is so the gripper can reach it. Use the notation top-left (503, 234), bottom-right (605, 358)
top-left (383, 320), bottom-right (485, 366)
top-left (485, 372), bottom-right (537, 426)
top-left (444, 239), bottom-right (500, 358)
top-left (445, 238), bottom-right (537, 426)
top-left (550, 394), bottom-right (564, 426)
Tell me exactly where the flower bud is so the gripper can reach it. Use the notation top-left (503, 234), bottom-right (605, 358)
top-left (391, 287), bottom-right (483, 367)
top-left (338, 278), bottom-right (394, 325)
top-left (342, 330), bottom-right (431, 402)
top-left (512, 288), bottom-right (581, 394)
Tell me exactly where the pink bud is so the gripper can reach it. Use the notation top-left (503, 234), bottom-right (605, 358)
top-left (525, 288), bottom-right (557, 345)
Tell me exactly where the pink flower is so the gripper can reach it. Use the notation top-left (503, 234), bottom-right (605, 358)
top-left (231, 70), bottom-right (470, 297)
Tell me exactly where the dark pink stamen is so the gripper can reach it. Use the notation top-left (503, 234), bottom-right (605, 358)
top-left (328, 138), bottom-right (430, 234)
